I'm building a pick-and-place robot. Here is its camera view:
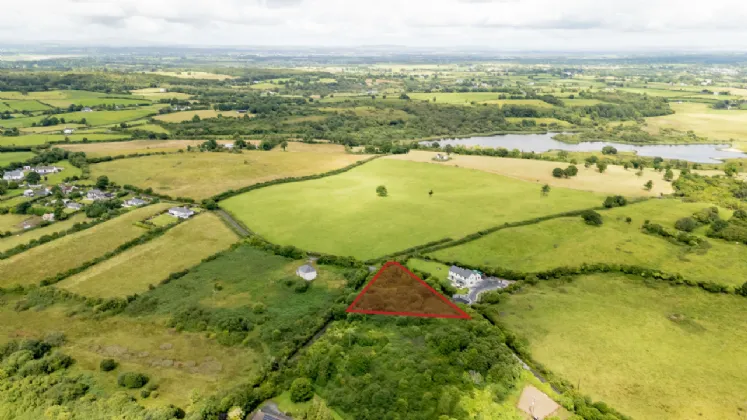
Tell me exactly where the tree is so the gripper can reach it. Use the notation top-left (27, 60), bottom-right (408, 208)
top-left (724, 162), bottom-right (739, 177)
top-left (281, 140), bottom-right (288, 151)
top-left (581, 210), bottom-right (603, 226)
top-left (603, 195), bottom-right (627, 208)
top-left (552, 168), bottom-right (564, 178)
top-left (444, 144), bottom-right (454, 155)
top-left (192, 114), bottom-right (201, 122)
top-left (290, 377), bottom-right (314, 403)
top-left (428, 189), bottom-right (433, 197)
top-left (664, 168), bottom-right (674, 182)
top-left (100, 359), bottom-right (118, 372)
top-left (564, 165), bottom-right (578, 177)
top-left (25, 171), bottom-right (41, 184)
top-left (596, 161), bottom-right (608, 173)
top-left (601, 146), bottom-right (617, 155)
top-left (644, 180), bottom-right (653, 191)
top-left (234, 138), bottom-right (247, 149)
top-left (117, 372), bottom-right (149, 389)
top-left (541, 184), bottom-right (551, 196)
top-left (96, 175), bottom-right (109, 189)
top-left (376, 185), bottom-right (388, 197)
top-left (674, 217), bottom-right (698, 232)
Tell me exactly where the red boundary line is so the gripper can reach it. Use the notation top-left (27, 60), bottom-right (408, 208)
top-left (346, 261), bottom-right (471, 319)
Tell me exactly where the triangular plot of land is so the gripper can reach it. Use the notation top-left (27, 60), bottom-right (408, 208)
top-left (347, 261), bottom-right (470, 319)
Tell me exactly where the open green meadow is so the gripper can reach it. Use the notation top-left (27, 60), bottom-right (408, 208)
top-left (408, 92), bottom-right (554, 108)
top-left (0, 213), bottom-right (32, 233)
top-left (645, 102), bottom-right (747, 150)
top-left (0, 90), bottom-right (108, 101)
top-left (42, 97), bottom-right (152, 108)
top-left (0, 203), bottom-right (170, 287)
top-left (0, 213), bottom-right (87, 252)
top-left (0, 99), bottom-right (52, 112)
top-left (60, 139), bottom-right (219, 157)
top-left (154, 109), bottom-right (243, 123)
top-left (429, 199), bottom-right (747, 287)
top-left (58, 213), bottom-right (239, 298)
top-left (91, 148), bottom-right (371, 200)
top-left (130, 88), bottom-right (192, 100)
top-left (221, 159), bottom-right (604, 259)
top-left (40, 160), bottom-right (83, 183)
top-left (485, 273), bottom-right (747, 419)
top-left (0, 106), bottom-right (164, 128)
top-left (0, 133), bottom-right (131, 146)
top-left (0, 151), bottom-right (35, 165)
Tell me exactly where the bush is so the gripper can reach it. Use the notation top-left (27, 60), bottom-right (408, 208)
top-left (581, 210), bottom-right (603, 226)
top-left (100, 358), bottom-right (118, 372)
top-left (376, 185), bottom-right (387, 197)
top-left (564, 165), bottom-right (578, 177)
top-left (602, 195), bottom-right (627, 208)
top-left (290, 377), bottom-right (314, 403)
top-left (552, 167), bottom-right (564, 178)
top-left (674, 217), bottom-right (698, 232)
top-left (117, 372), bottom-right (149, 389)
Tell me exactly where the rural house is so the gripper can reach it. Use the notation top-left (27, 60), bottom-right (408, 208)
top-left (168, 207), bottom-right (195, 219)
top-left (59, 184), bottom-right (78, 195)
top-left (33, 166), bottom-right (63, 174)
top-left (86, 189), bottom-right (114, 201)
top-left (66, 202), bottom-right (83, 210)
top-left (42, 213), bottom-right (55, 222)
top-left (3, 170), bottom-right (24, 181)
top-left (448, 265), bottom-right (482, 288)
top-left (63, 128), bottom-right (75, 135)
top-left (123, 198), bottom-right (147, 208)
top-left (296, 264), bottom-right (318, 281)
top-left (82, 107), bottom-right (93, 112)
top-left (23, 189), bottom-right (34, 197)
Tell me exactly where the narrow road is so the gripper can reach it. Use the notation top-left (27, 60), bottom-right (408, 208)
top-left (215, 209), bottom-right (250, 237)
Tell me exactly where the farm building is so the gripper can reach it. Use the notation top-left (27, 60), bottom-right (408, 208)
top-left (82, 107), bottom-right (93, 112)
top-left (168, 207), bottom-right (195, 219)
top-left (63, 128), bottom-right (75, 135)
top-left (86, 189), bottom-right (114, 201)
top-left (3, 170), bottom-right (24, 181)
top-left (433, 153), bottom-right (449, 161)
top-left (33, 165), bottom-right (63, 174)
top-left (66, 202), bottom-right (83, 210)
top-left (296, 264), bottom-right (318, 281)
top-left (448, 265), bottom-right (482, 288)
top-left (42, 213), bottom-right (55, 222)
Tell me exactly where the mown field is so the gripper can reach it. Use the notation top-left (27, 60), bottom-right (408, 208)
top-left (645, 102), bottom-right (747, 151)
top-left (130, 88), bottom-right (192, 100)
top-left (151, 71), bottom-right (234, 80)
top-left (154, 109), bottom-right (244, 123)
top-left (0, 213), bottom-right (88, 252)
top-left (91, 147), bottom-right (371, 200)
top-left (429, 199), bottom-right (747, 287)
top-left (0, 203), bottom-right (170, 287)
top-left (386, 151), bottom-right (674, 196)
top-left (0, 106), bottom-right (164, 128)
top-left (0, 133), bottom-right (131, 146)
top-left (58, 213), bottom-right (239, 298)
top-left (485, 273), bottom-right (747, 420)
top-left (221, 159), bottom-right (604, 259)
top-left (408, 92), bottom-right (554, 108)
top-left (0, 151), bottom-right (35, 166)
top-left (0, 213), bottom-right (31, 233)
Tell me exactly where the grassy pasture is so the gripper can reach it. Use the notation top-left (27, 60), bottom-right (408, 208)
top-left (429, 199), bottom-right (747, 287)
top-left (151, 71), bottom-right (234, 80)
top-left (0, 99), bottom-right (52, 112)
top-left (0, 195), bottom-right (34, 210)
top-left (561, 99), bottom-right (603, 106)
top-left (0, 106), bottom-right (163, 128)
top-left (42, 97), bottom-right (152, 108)
top-left (0, 301), bottom-right (260, 409)
top-left (487, 273), bottom-right (747, 420)
top-left (0, 151), bottom-right (34, 165)
top-left (221, 159), bottom-right (604, 259)
top-left (91, 148), bottom-right (371, 200)
top-left (386, 151), bottom-right (673, 196)
top-left (154, 109), bottom-right (244, 123)
top-left (60, 139), bottom-right (228, 157)
top-left (0, 203), bottom-right (170, 287)
top-left (58, 213), bottom-right (238, 298)
top-left (645, 102), bottom-right (747, 151)
top-left (37, 160), bottom-right (82, 184)
top-left (18, 123), bottom-right (86, 133)
top-left (130, 88), bottom-right (192, 100)
top-left (0, 90), bottom-right (107, 101)
top-left (132, 123), bottom-right (169, 134)
top-left (0, 133), bottom-right (131, 146)
top-left (0, 213), bottom-right (32, 233)
top-left (0, 213), bottom-right (88, 252)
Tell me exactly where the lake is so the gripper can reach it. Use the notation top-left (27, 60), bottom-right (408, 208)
top-left (423, 133), bottom-right (747, 164)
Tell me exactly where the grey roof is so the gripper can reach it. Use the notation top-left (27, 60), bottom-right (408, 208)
top-left (169, 206), bottom-right (193, 213)
top-left (4, 170), bottom-right (23, 177)
top-left (66, 202), bottom-right (82, 208)
top-left (449, 265), bottom-right (475, 278)
top-left (126, 198), bottom-right (147, 205)
top-left (297, 264), bottom-right (316, 274)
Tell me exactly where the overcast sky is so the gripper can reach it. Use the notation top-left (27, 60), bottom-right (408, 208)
top-left (2, 0), bottom-right (747, 51)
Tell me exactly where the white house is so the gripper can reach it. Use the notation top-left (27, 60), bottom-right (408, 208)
top-left (66, 202), bottom-right (83, 210)
top-left (82, 107), bottom-right (93, 112)
top-left (123, 198), bottom-right (147, 208)
top-left (63, 128), bottom-right (74, 135)
top-left (159, 88), bottom-right (167, 93)
top-left (168, 207), bottom-right (194, 219)
top-left (448, 265), bottom-right (482, 288)
top-left (3, 170), bottom-right (24, 181)
top-left (42, 213), bottom-right (55, 222)
top-left (23, 189), bottom-right (35, 197)
top-left (296, 264), bottom-right (318, 281)
top-left (86, 189), bottom-right (114, 201)
top-left (33, 166), bottom-right (63, 175)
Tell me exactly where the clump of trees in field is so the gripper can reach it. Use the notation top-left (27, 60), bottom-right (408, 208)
top-left (376, 185), bottom-right (388, 197)
top-left (603, 195), bottom-right (627, 208)
top-left (581, 210), bottom-right (603, 226)
top-left (552, 165), bottom-right (578, 178)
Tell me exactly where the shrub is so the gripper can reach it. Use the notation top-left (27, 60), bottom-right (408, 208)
top-left (100, 358), bottom-right (118, 372)
top-left (564, 165), bottom-right (578, 177)
top-left (552, 168), bottom-right (564, 178)
top-left (603, 195), bottom-right (627, 208)
top-left (376, 185), bottom-right (387, 197)
top-left (674, 217), bottom-right (698, 232)
top-left (117, 372), bottom-right (149, 389)
top-left (290, 377), bottom-right (314, 403)
top-left (581, 210), bottom-right (603, 226)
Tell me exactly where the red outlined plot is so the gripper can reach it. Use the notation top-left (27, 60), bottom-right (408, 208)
top-left (346, 261), bottom-right (470, 319)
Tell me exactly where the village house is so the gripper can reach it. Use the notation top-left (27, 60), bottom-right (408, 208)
top-left (24, 188), bottom-right (50, 198)
top-left (86, 189), bottom-right (114, 201)
top-left (82, 107), bottom-right (93, 112)
top-left (123, 198), bottom-right (147, 208)
top-left (63, 128), bottom-right (75, 135)
top-left (448, 265), bottom-right (482, 288)
top-left (33, 165), bottom-right (63, 175)
top-left (59, 184), bottom-right (78, 195)
top-left (159, 88), bottom-right (167, 93)
top-left (42, 213), bottom-right (55, 222)
top-left (66, 202), bottom-right (83, 210)
top-left (168, 206), bottom-right (195, 219)
top-left (3, 170), bottom-right (24, 181)
top-left (296, 264), bottom-right (318, 281)
top-left (23, 189), bottom-right (34, 197)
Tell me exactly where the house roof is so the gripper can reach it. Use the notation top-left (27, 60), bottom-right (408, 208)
top-left (169, 206), bottom-right (193, 214)
top-left (297, 264), bottom-right (316, 274)
top-left (127, 198), bottom-right (147, 204)
top-left (4, 170), bottom-right (23, 177)
top-left (449, 265), bottom-right (475, 278)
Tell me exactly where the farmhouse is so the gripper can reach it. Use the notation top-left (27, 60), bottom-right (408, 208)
top-left (23, 189), bottom-right (34, 197)
top-left (25, 188), bottom-right (50, 198)
top-left (33, 165), bottom-right (63, 175)
top-left (42, 213), bottom-right (55, 222)
top-left (66, 202), bottom-right (83, 210)
top-left (86, 189), bottom-right (114, 201)
top-left (59, 184), bottom-right (78, 195)
top-left (63, 128), bottom-right (75, 135)
top-left (168, 207), bottom-right (195, 219)
top-left (3, 170), bottom-right (24, 181)
top-left (82, 107), bottom-right (93, 112)
top-left (123, 198), bottom-right (148, 208)
top-left (159, 88), bottom-right (167, 93)
top-left (448, 265), bottom-right (482, 288)
top-left (296, 264), bottom-right (318, 281)
top-left (433, 153), bottom-right (449, 161)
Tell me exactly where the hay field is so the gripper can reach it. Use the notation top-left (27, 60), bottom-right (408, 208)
top-left (0, 203), bottom-right (170, 287)
top-left (154, 109), bottom-right (244, 123)
top-left (0, 214), bottom-right (31, 233)
top-left (429, 199), bottom-right (747, 287)
top-left (0, 99), bottom-right (52, 112)
top-left (0, 213), bottom-right (88, 252)
top-left (645, 102), bottom-right (747, 151)
top-left (221, 159), bottom-right (604, 259)
top-left (58, 213), bottom-right (238, 298)
top-left (60, 139), bottom-right (229, 157)
top-left (486, 273), bottom-right (747, 419)
top-left (386, 151), bottom-right (673, 196)
top-left (0, 106), bottom-right (164, 128)
top-left (130, 88), bottom-right (192, 100)
top-left (151, 71), bottom-right (234, 80)
top-left (90, 148), bottom-right (371, 200)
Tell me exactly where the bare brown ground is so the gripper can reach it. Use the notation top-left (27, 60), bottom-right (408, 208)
top-left (517, 385), bottom-right (559, 419)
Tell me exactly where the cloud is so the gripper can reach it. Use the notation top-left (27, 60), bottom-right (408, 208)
top-left (1, 0), bottom-right (747, 50)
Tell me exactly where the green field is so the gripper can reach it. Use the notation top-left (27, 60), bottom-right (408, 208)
top-left (149, 213), bottom-right (178, 227)
top-left (154, 109), bottom-right (243, 123)
top-left (0, 213), bottom-right (32, 233)
top-left (429, 199), bottom-right (747, 287)
top-left (42, 98), bottom-right (152, 108)
top-left (90, 148), bottom-right (370, 200)
top-left (58, 213), bottom-right (239, 298)
top-left (0, 106), bottom-right (164, 128)
top-left (221, 159), bottom-right (604, 259)
top-left (0, 99), bottom-right (52, 112)
top-left (0, 90), bottom-right (108, 101)
top-left (485, 273), bottom-right (747, 420)
top-left (0, 213), bottom-right (88, 252)
top-left (0, 203), bottom-right (170, 287)
top-left (0, 133), bottom-right (131, 146)
top-left (645, 102), bottom-right (747, 150)
top-left (408, 92), bottom-right (554, 108)
top-left (0, 151), bottom-right (34, 166)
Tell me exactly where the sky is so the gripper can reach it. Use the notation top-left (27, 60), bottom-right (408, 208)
top-left (2, 0), bottom-right (747, 51)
